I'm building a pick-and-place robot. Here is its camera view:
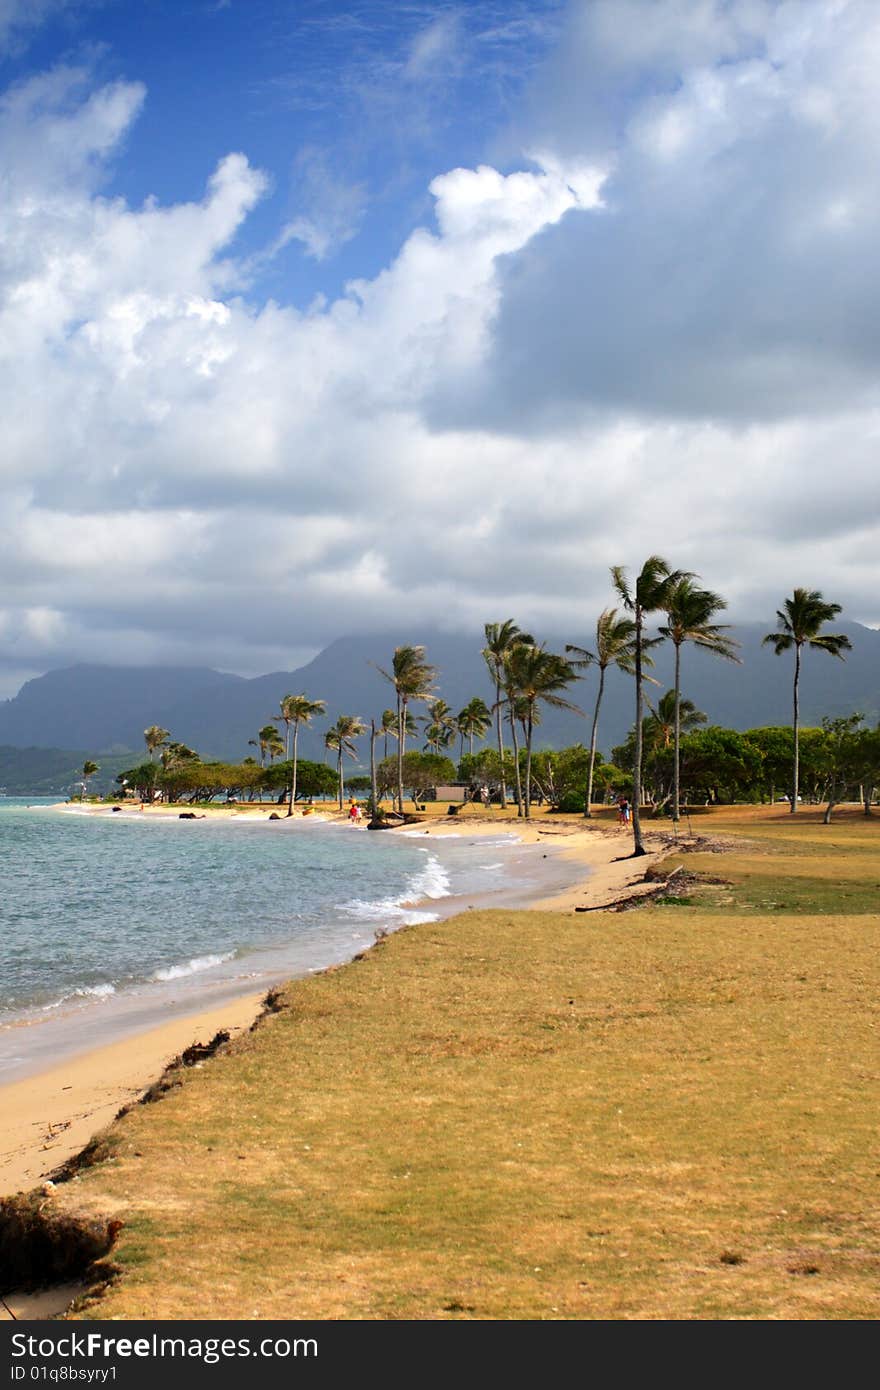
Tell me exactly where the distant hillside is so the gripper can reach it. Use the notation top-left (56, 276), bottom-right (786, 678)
top-left (0, 746), bottom-right (134, 797)
top-left (0, 622), bottom-right (876, 767)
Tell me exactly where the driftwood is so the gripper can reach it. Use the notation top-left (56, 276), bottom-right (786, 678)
top-left (574, 865), bottom-right (689, 914)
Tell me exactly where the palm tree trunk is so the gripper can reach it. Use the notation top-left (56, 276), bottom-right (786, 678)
top-left (508, 708), bottom-right (523, 816)
top-left (288, 722), bottom-right (299, 816)
top-left (672, 640), bottom-right (682, 823)
top-left (397, 695), bottom-right (405, 815)
top-left (370, 721), bottom-right (379, 818)
top-left (792, 644), bottom-right (801, 814)
top-left (495, 678), bottom-right (507, 808)
top-left (585, 666), bottom-right (605, 818)
top-left (524, 712), bottom-right (534, 819)
top-left (338, 747), bottom-right (344, 810)
top-left (632, 606), bottom-right (646, 855)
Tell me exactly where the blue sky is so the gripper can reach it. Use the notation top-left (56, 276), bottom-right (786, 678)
top-left (5, 1), bottom-right (562, 305)
top-left (1, 1), bottom-right (878, 695)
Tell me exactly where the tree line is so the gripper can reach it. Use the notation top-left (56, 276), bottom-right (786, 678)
top-left (108, 561), bottom-right (859, 849)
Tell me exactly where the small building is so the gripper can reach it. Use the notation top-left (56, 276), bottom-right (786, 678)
top-left (432, 784), bottom-right (468, 802)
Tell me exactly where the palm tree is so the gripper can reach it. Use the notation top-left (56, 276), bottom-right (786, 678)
top-left (643, 689), bottom-right (707, 752)
top-left (483, 622), bottom-right (534, 809)
top-left (380, 709), bottom-right (398, 760)
top-left (376, 646), bottom-right (436, 813)
top-left (501, 644), bottom-right (580, 818)
top-left (422, 699), bottom-right (456, 754)
top-left (265, 731), bottom-right (285, 764)
top-left (567, 608), bottom-right (638, 818)
top-left (81, 760), bottom-right (98, 798)
top-left (273, 695), bottom-right (298, 762)
top-left (280, 695), bottom-right (326, 816)
top-left (324, 716), bottom-right (365, 810)
top-left (456, 696), bottom-right (491, 759)
top-left (144, 726), bottom-right (169, 762)
top-left (250, 723), bottom-right (282, 768)
top-left (763, 589), bottom-right (852, 812)
top-left (612, 557), bottom-right (690, 855)
top-left (659, 578), bottom-right (740, 823)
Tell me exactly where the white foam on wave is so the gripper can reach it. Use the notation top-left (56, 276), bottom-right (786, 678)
top-left (479, 862), bottom-right (504, 871)
top-left (339, 852), bottom-right (450, 924)
top-left (150, 951), bottom-right (235, 982)
top-left (409, 850), bottom-right (452, 900)
top-left (41, 982), bottom-right (116, 1011)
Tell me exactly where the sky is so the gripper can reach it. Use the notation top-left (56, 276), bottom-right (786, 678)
top-left (1, 0), bottom-right (879, 697)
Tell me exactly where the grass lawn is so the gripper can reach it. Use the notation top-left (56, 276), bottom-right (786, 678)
top-left (58, 805), bottom-right (880, 1320)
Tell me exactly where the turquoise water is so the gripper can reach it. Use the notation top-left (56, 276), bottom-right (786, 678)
top-left (0, 799), bottom-right (562, 1077)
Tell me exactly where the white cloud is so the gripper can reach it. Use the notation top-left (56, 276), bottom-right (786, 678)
top-left (1, 4), bottom-right (879, 696)
top-left (0, 0), bottom-right (68, 52)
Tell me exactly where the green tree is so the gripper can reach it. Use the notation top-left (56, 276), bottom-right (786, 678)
top-left (144, 726), bottom-right (170, 762)
top-left (456, 696), bottom-right (491, 759)
top-left (380, 708), bottom-right (398, 760)
top-left (567, 608), bottom-right (638, 818)
top-left (81, 759), bottom-right (99, 798)
top-left (278, 695), bottom-right (327, 817)
top-left (817, 714), bottom-right (864, 823)
top-left (762, 589), bottom-right (852, 813)
top-left (501, 644), bottom-right (580, 819)
top-left (422, 699), bottom-right (456, 754)
top-left (116, 762), bottom-right (157, 800)
top-left (644, 688), bottom-right (707, 753)
top-left (482, 621), bottom-right (533, 810)
top-left (659, 578), bottom-right (739, 822)
top-left (611, 557), bottom-right (690, 854)
top-left (376, 751), bottom-right (456, 806)
top-left (324, 716), bottom-right (365, 809)
top-left (249, 723), bottom-right (283, 768)
top-left (376, 646), bottom-right (436, 813)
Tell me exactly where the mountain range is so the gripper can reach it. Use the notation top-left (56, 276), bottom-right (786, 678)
top-left (0, 623), bottom-right (877, 770)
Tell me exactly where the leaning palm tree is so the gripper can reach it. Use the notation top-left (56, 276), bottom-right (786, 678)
top-left (612, 557), bottom-right (691, 855)
top-left (501, 644), bottom-right (580, 818)
top-left (81, 760), bottom-right (98, 798)
top-left (567, 608), bottom-right (639, 819)
top-left (763, 589), bottom-right (851, 813)
top-left (483, 621), bottom-right (534, 809)
top-left (144, 726), bottom-right (170, 762)
top-left (376, 646), bottom-right (436, 814)
top-left (324, 716), bottom-right (365, 810)
top-left (659, 578), bottom-right (740, 822)
top-left (280, 694), bottom-right (326, 816)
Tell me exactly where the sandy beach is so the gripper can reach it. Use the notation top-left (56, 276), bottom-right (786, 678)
top-left (0, 808), bottom-right (673, 1208)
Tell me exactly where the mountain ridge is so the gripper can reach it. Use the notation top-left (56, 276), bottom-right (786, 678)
top-left (0, 623), bottom-right (876, 765)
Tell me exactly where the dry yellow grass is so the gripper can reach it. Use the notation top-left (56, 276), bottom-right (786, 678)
top-left (52, 806), bottom-right (880, 1320)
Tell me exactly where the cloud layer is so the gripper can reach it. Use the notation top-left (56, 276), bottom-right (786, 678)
top-left (1, 2), bottom-right (878, 696)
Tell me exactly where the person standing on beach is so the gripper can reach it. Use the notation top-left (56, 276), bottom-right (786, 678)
top-left (617, 795), bottom-right (630, 829)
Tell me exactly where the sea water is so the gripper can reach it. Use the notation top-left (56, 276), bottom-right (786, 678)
top-left (0, 799), bottom-right (571, 1079)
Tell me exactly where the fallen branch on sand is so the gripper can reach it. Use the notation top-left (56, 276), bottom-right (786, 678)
top-left (575, 865), bottom-right (689, 914)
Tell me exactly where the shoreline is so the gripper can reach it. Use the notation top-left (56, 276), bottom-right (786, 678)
top-left (0, 810), bottom-right (670, 1201)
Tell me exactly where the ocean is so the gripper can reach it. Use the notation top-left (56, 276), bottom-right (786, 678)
top-left (0, 799), bottom-right (573, 1081)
